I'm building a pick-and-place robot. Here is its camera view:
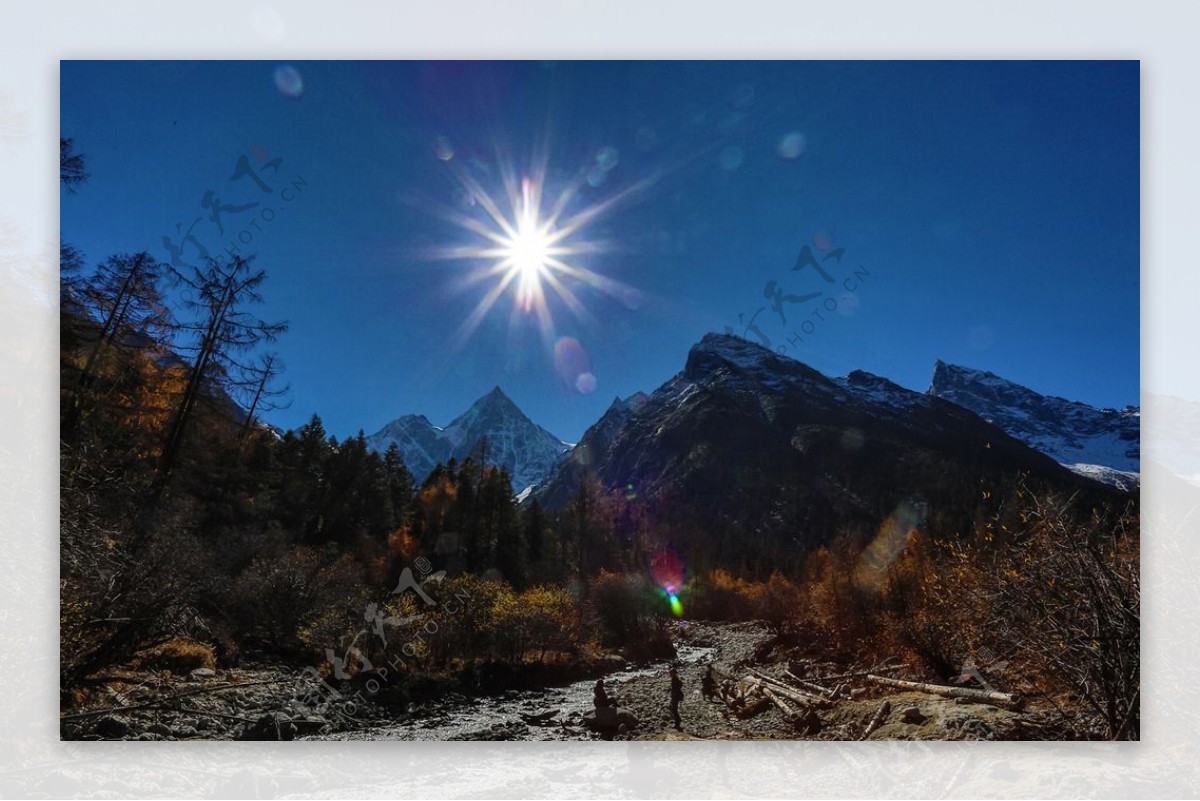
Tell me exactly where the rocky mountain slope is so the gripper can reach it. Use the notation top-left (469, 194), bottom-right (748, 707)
top-left (535, 334), bottom-right (1110, 567)
top-left (928, 361), bottom-right (1139, 488)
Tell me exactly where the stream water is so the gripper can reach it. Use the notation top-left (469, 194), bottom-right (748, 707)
top-left (318, 643), bottom-right (716, 741)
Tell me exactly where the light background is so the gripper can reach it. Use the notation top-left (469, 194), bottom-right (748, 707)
top-left (1, 1), bottom-right (1196, 798)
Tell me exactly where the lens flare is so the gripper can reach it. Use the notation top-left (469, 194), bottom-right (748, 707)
top-left (649, 548), bottom-right (685, 617)
top-left (776, 131), bottom-right (806, 160)
top-left (433, 136), bottom-right (455, 162)
top-left (854, 501), bottom-right (929, 591)
top-left (554, 336), bottom-right (596, 395)
top-left (273, 65), bottom-right (304, 98)
top-left (574, 372), bottom-right (597, 394)
top-left (718, 145), bottom-right (744, 172)
top-left (668, 592), bottom-right (683, 617)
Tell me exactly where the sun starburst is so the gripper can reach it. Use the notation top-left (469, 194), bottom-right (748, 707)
top-left (424, 148), bottom-right (649, 353)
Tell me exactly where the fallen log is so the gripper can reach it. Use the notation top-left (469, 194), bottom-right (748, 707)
top-left (748, 668), bottom-right (814, 697)
top-left (861, 700), bottom-right (891, 740)
top-left (736, 698), bottom-right (771, 719)
top-left (761, 686), bottom-right (798, 721)
top-left (716, 676), bottom-right (755, 718)
top-left (814, 664), bottom-right (906, 683)
top-left (746, 669), bottom-right (832, 708)
top-left (730, 681), bottom-right (771, 719)
top-left (865, 674), bottom-right (1020, 708)
top-left (782, 671), bottom-right (837, 698)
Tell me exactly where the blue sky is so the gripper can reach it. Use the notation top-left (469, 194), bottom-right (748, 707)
top-left (60, 60), bottom-right (1139, 442)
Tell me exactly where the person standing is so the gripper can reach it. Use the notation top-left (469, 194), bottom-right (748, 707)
top-left (669, 667), bottom-right (684, 730)
top-left (594, 677), bottom-right (612, 708)
top-left (701, 665), bottom-right (717, 702)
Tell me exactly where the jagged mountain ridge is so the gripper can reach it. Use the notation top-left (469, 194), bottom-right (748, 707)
top-left (366, 386), bottom-right (572, 491)
top-left (535, 334), bottom-right (1111, 561)
top-left (927, 360), bottom-right (1139, 487)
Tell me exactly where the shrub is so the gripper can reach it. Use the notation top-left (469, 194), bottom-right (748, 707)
top-left (425, 573), bottom-right (509, 667)
top-left (908, 489), bottom-right (1140, 739)
top-left (491, 585), bottom-right (581, 663)
top-left (60, 447), bottom-right (212, 688)
top-left (620, 622), bottom-right (676, 664)
top-left (754, 571), bottom-right (805, 634)
top-left (687, 569), bottom-right (753, 620)
top-left (233, 547), bottom-right (367, 655)
top-left (587, 570), bottom-right (659, 645)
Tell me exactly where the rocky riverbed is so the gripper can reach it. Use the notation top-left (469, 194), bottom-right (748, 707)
top-left (59, 665), bottom-right (356, 741)
top-left (314, 627), bottom-right (725, 741)
top-left (61, 620), bottom-right (1057, 741)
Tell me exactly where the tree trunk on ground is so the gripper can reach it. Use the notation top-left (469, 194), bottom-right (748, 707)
top-left (866, 674), bottom-right (1020, 708)
top-left (746, 669), bottom-right (833, 708)
top-left (861, 700), bottom-right (891, 740)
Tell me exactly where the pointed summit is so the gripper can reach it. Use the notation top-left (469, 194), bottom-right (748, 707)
top-left (684, 332), bottom-right (832, 391)
top-left (448, 386), bottom-right (527, 432)
top-left (366, 386), bottom-right (573, 492)
top-left (930, 360), bottom-right (1006, 396)
top-left (466, 384), bottom-right (517, 413)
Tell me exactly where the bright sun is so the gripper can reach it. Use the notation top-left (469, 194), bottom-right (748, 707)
top-left (505, 217), bottom-right (552, 311)
top-left (427, 152), bottom-right (651, 353)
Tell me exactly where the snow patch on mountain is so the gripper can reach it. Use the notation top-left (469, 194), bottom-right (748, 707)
top-left (1066, 463), bottom-right (1140, 492)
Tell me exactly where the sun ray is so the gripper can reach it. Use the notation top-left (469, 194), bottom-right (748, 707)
top-left (450, 163), bottom-right (518, 241)
top-left (539, 268), bottom-right (593, 325)
top-left (451, 265), bottom-right (519, 348)
top-left (541, 169), bottom-right (589, 231)
top-left (544, 175), bottom-right (655, 246)
top-left (543, 256), bottom-right (635, 299)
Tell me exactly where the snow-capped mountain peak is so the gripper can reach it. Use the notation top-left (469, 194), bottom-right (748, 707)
top-left (685, 332), bottom-right (826, 385)
top-left (366, 388), bottom-right (573, 492)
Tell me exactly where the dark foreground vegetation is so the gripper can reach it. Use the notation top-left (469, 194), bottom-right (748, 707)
top-left (59, 137), bottom-right (1138, 740)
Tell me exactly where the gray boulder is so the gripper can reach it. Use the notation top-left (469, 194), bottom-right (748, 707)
top-left (239, 713), bottom-right (297, 741)
top-left (583, 706), bottom-right (639, 734)
top-left (95, 716), bottom-right (130, 739)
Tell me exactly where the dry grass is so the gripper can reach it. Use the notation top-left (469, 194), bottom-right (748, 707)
top-left (133, 637), bottom-right (216, 674)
